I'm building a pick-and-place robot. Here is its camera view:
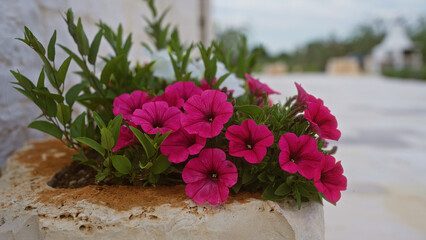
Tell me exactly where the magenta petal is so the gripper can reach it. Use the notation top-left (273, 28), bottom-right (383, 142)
top-left (314, 155), bottom-right (347, 203)
top-left (113, 90), bottom-right (151, 120)
top-left (245, 73), bottom-right (280, 96)
top-left (305, 101), bottom-right (341, 141)
top-left (165, 81), bottom-right (203, 102)
top-left (112, 125), bottom-right (136, 152)
top-left (182, 148), bottom-right (237, 205)
top-left (182, 90), bottom-right (233, 138)
top-left (132, 101), bottom-right (181, 134)
top-left (160, 129), bottom-right (206, 163)
top-left (227, 119), bottom-right (273, 164)
top-left (278, 133), bottom-right (323, 179)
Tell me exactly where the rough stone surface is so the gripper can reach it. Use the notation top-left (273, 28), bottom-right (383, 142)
top-left (0, 0), bottom-right (212, 168)
top-left (0, 140), bottom-right (324, 240)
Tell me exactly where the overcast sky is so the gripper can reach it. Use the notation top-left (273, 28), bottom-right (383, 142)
top-left (212, 0), bottom-right (426, 54)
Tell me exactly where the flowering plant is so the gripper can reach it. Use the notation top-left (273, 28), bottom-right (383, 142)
top-left (11, 1), bottom-right (346, 208)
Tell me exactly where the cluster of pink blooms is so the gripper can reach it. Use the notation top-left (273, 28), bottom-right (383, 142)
top-left (112, 75), bottom-right (347, 205)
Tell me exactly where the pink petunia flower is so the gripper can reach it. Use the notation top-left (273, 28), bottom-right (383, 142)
top-left (132, 101), bottom-right (181, 134)
top-left (294, 82), bottom-right (322, 106)
top-left (181, 90), bottom-right (233, 138)
top-left (153, 91), bottom-right (184, 108)
top-left (112, 123), bottom-right (138, 152)
top-left (278, 133), bottom-right (323, 180)
top-left (225, 119), bottom-right (274, 164)
top-left (304, 101), bottom-right (341, 141)
top-left (160, 128), bottom-right (206, 163)
top-left (314, 155), bottom-right (347, 203)
top-left (182, 148), bottom-right (238, 205)
top-left (245, 73), bottom-right (280, 97)
top-left (113, 90), bottom-right (151, 120)
top-left (165, 81), bottom-right (203, 102)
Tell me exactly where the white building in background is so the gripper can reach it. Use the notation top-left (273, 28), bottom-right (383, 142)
top-left (0, 0), bottom-right (212, 167)
top-left (370, 21), bottom-right (422, 74)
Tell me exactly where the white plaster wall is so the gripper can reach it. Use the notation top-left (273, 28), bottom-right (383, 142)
top-left (0, 0), bottom-right (211, 167)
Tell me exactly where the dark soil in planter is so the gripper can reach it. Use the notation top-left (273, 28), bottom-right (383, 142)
top-left (47, 161), bottom-right (97, 189)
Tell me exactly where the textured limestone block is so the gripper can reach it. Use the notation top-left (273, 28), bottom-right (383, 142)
top-left (0, 212), bottom-right (41, 240)
top-left (0, 140), bottom-right (324, 240)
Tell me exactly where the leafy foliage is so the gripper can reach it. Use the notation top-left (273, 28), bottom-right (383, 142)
top-left (11, 0), bottom-right (342, 207)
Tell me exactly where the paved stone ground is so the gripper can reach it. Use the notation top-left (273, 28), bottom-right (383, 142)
top-left (262, 73), bottom-right (426, 240)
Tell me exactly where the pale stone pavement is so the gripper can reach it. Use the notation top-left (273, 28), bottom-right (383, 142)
top-left (262, 73), bottom-right (426, 240)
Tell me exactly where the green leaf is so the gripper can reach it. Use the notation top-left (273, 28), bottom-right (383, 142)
top-left (28, 121), bottom-right (62, 139)
top-left (111, 155), bottom-right (132, 174)
top-left (70, 112), bottom-right (86, 138)
top-left (235, 105), bottom-right (265, 121)
top-left (10, 70), bottom-right (35, 91)
top-left (56, 103), bottom-right (71, 125)
top-left (88, 29), bottom-right (103, 65)
top-left (294, 188), bottom-right (302, 210)
top-left (37, 68), bottom-right (45, 88)
top-left (152, 155), bottom-right (171, 174)
top-left (75, 137), bottom-right (105, 156)
top-left (101, 127), bottom-right (115, 150)
top-left (57, 56), bottom-right (72, 85)
top-left (76, 18), bottom-right (90, 55)
top-left (242, 167), bottom-right (255, 184)
top-left (32, 88), bottom-right (64, 102)
top-left (275, 183), bottom-right (292, 196)
top-left (129, 126), bottom-right (155, 158)
top-left (100, 55), bottom-right (124, 84)
top-left (213, 72), bottom-right (231, 89)
top-left (148, 172), bottom-right (160, 184)
top-left (257, 171), bottom-right (269, 183)
top-left (58, 44), bottom-right (85, 69)
top-left (107, 114), bottom-right (122, 143)
top-left (47, 30), bottom-right (56, 61)
top-left (95, 172), bottom-right (107, 181)
top-left (92, 111), bottom-right (106, 128)
top-left (261, 184), bottom-right (284, 201)
top-left (155, 130), bottom-right (171, 147)
top-left (65, 83), bottom-right (85, 106)
top-left (139, 161), bottom-right (153, 169)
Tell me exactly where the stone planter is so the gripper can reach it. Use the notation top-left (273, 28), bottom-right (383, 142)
top-left (0, 139), bottom-right (324, 240)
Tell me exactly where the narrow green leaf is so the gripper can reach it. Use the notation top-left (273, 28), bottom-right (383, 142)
top-left (58, 44), bottom-right (85, 69)
top-left (65, 83), bottom-right (85, 106)
top-left (107, 114), bottom-right (122, 143)
top-left (47, 30), bottom-right (56, 61)
top-left (37, 68), bottom-right (45, 88)
top-left (129, 126), bottom-right (155, 158)
top-left (92, 111), bottom-right (106, 128)
top-left (101, 127), bottom-right (115, 150)
top-left (32, 88), bottom-right (64, 102)
top-left (28, 121), bottom-right (62, 139)
top-left (88, 30), bottom-right (103, 65)
top-left (275, 183), bottom-right (292, 196)
top-left (75, 137), bottom-right (105, 156)
top-left (111, 155), bottom-right (132, 174)
top-left (152, 155), bottom-right (171, 174)
top-left (235, 105), bottom-right (264, 116)
top-left (10, 70), bottom-right (35, 91)
top-left (156, 130), bottom-right (171, 147)
top-left (56, 103), bottom-right (71, 125)
top-left (261, 184), bottom-right (284, 201)
top-left (76, 18), bottom-right (89, 55)
top-left (70, 112), bottom-right (86, 138)
top-left (57, 56), bottom-right (72, 85)
top-left (213, 72), bottom-right (231, 89)
top-left (100, 55), bottom-right (124, 84)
